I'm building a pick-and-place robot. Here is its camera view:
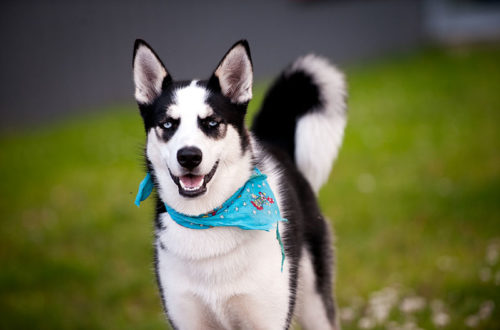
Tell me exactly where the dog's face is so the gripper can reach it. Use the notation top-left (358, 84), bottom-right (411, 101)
top-left (133, 40), bottom-right (254, 209)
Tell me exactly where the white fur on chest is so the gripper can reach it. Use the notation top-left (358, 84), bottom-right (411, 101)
top-left (155, 161), bottom-right (290, 328)
top-left (156, 218), bottom-right (289, 328)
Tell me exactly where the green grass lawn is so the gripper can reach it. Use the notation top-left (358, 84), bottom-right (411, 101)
top-left (1, 45), bottom-right (499, 329)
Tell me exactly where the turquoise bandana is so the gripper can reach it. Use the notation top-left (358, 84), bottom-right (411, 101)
top-left (135, 168), bottom-right (287, 271)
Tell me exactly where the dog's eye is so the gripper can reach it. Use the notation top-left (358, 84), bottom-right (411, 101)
top-left (199, 117), bottom-right (222, 133)
top-left (163, 121), bottom-right (173, 129)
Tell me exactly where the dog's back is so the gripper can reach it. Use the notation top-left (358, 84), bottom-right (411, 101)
top-left (252, 54), bottom-right (347, 329)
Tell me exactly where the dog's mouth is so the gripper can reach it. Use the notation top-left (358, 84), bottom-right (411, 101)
top-left (169, 161), bottom-right (219, 198)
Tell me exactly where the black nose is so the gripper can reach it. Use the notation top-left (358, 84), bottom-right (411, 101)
top-left (177, 147), bottom-right (202, 170)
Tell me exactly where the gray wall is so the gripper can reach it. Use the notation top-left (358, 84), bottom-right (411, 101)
top-left (0, 0), bottom-right (422, 129)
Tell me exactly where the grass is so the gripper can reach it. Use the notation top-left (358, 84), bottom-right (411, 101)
top-left (1, 45), bottom-right (500, 329)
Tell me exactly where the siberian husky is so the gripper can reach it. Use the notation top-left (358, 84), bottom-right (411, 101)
top-left (132, 39), bottom-right (347, 330)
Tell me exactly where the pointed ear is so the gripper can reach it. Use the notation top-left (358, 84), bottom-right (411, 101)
top-left (210, 40), bottom-right (253, 104)
top-left (133, 39), bottom-right (171, 105)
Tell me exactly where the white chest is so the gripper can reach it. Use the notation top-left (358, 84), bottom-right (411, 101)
top-left (155, 216), bottom-right (290, 328)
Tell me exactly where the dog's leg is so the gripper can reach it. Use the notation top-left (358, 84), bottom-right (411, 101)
top-left (225, 294), bottom-right (290, 330)
top-left (296, 249), bottom-right (339, 330)
top-left (166, 291), bottom-right (224, 330)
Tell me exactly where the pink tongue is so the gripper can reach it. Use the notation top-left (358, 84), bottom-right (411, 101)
top-left (180, 175), bottom-right (204, 189)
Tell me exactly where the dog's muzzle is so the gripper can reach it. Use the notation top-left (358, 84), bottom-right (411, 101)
top-left (169, 161), bottom-right (219, 198)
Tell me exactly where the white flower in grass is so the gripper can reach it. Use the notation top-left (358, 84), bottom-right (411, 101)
top-left (464, 301), bottom-right (495, 328)
top-left (370, 304), bottom-right (388, 323)
top-left (358, 317), bottom-right (375, 329)
top-left (400, 296), bottom-right (426, 314)
top-left (465, 314), bottom-right (480, 328)
top-left (367, 286), bottom-right (399, 323)
top-left (478, 300), bottom-right (495, 320)
top-left (339, 306), bottom-right (355, 322)
top-left (432, 311), bottom-right (450, 327)
top-left (430, 299), bottom-right (450, 327)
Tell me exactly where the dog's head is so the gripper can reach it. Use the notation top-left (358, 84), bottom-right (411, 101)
top-left (133, 40), bottom-right (254, 212)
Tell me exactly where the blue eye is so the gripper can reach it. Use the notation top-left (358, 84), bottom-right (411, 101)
top-left (163, 121), bottom-right (173, 129)
top-left (208, 120), bottom-right (219, 127)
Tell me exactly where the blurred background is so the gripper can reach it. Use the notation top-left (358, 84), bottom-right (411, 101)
top-left (1, 0), bottom-right (499, 329)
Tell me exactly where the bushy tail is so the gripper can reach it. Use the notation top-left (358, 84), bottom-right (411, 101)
top-left (252, 54), bottom-right (347, 193)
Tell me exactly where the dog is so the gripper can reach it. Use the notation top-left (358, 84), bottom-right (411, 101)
top-left (132, 39), bottom-right (347, 330)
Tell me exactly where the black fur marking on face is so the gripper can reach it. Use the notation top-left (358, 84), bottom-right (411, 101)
top-left (199, 80), bottom-right (250, 153)
top-left (138, 80), bottom-right (191, 137)
top-left (157, 116), bottom-right (180, 141)
top-left (198, 115), bottom-right (227, 139)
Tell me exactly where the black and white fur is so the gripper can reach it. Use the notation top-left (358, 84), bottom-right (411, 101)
top-left (132, 39), bottom-right (347, 330)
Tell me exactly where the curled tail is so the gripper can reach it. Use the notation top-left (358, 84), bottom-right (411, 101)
top-left (252, 54), bottom-right (347, 193)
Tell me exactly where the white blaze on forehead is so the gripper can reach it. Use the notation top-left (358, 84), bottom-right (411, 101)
top-left (154, 80), bottom-right (220, 181)
top-left (168, 81), bottom-right (212, 119)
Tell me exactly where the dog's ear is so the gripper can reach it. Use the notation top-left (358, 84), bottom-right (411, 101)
top-left (209, 40), bottom-right (253, 104)
top-left (133, 39), bottom-right (172, 105)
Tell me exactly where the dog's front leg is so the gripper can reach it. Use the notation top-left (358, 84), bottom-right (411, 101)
top-left (166, 291), bottom-right (224, 330)
top-left (225, 294), bottom-right (290, 330)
